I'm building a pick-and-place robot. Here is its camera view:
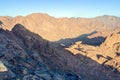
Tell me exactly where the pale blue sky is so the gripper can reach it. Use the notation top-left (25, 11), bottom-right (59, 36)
top-left (0, 0), bottom-right (120, 17)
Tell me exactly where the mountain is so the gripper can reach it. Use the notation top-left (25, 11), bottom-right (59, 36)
top-left (0, 24), bottom-right (80, 80)
top-left (1, 13), bottom-right (120, 41)
top-left (65, 32), bottom-right (120, 77)
top-left (0, 13), bottom-right (120, 80)
top-left (0, 24), bottom-right (120, 80)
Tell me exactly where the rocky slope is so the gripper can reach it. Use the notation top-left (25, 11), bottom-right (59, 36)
top-left (0, 24), bottom-right (120, 80)
top-left (0, 24), bottom-right (80, 80)
top-left (65, 32), bottom-right (120, 76)
top-left (1, 13), bottom-right (120, 41)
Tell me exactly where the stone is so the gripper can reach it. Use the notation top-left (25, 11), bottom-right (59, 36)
top-left (0, 61), bottom-right (8, 72)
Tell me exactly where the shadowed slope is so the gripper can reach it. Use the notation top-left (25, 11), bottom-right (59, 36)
top-left (53, 31), bottom-right (106, 47)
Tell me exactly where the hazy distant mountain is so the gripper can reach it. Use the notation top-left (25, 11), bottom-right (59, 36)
top-left (1, 13), bottom-right (120, 41)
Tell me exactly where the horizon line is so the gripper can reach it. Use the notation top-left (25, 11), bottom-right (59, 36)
top-left (0, 12), bottom-right (119, 18)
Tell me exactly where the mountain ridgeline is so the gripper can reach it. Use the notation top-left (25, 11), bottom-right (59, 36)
top-left (1, 13), bottom-right (120, 41)
top-left (0, 24), bottom-right (119, 80)
top-left (0, 13), bottom-right (120, 80)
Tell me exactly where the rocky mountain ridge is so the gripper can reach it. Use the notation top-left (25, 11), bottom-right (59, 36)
top-left (1, 13), bottom-right (120, 41)
top-left (0, 24), bottom-right (81, 80)
top-left (0, 13), bottom-right (120, 80)
top-left (0, 24), bottom-right (120, 80)
top-left (65, 32), bottom-right (120, 76)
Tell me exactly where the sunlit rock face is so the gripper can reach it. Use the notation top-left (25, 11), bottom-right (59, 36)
top-left (0, 61), bottom-right (8, 72)
top-left (1, 13), bottom-right (120, 41)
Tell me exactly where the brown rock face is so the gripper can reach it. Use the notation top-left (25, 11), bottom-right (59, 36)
top-left (1, 13), bottom-right (120, 41)
top-left (102, 34), bottom-right (120, 48)
top-left (105, 57), bottom-right (120, 72)
top-left (65, 32), bottom-right (120, 80)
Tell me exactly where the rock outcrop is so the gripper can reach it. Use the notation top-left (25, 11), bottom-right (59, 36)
top-left (65, 32), bottom-right (120, 80)
top-left (0, 61), bottom-right (7, 72)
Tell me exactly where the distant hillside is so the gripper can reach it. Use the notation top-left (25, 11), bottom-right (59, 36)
top-left (0, 13), bottom-right (120, 41)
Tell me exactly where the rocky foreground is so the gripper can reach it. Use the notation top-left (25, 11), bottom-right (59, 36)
top-left (0, 24), bottom-right (80, 80)
top-left (0, 24), bottom-right (120, 80)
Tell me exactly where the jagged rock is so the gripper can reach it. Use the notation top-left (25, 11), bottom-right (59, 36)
top-left (102, 33), bottom-right (120, 49)
top-left (0, 61), bottom-right (7, 72)
top-left (105, 57), bottom-right (120, 73)
top-left (23, 75), bottom-right (40, 80)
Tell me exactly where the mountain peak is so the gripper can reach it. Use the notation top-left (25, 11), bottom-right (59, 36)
top-left (27, 13), bottom-right (52, 18)
top-left (12, 24), bottom-right (26, 31)
top-left (95, 15), bottom-right (118, 19)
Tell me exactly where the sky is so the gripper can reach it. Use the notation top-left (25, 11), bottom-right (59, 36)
top-left (0, 0), bottom-right (120, 18)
